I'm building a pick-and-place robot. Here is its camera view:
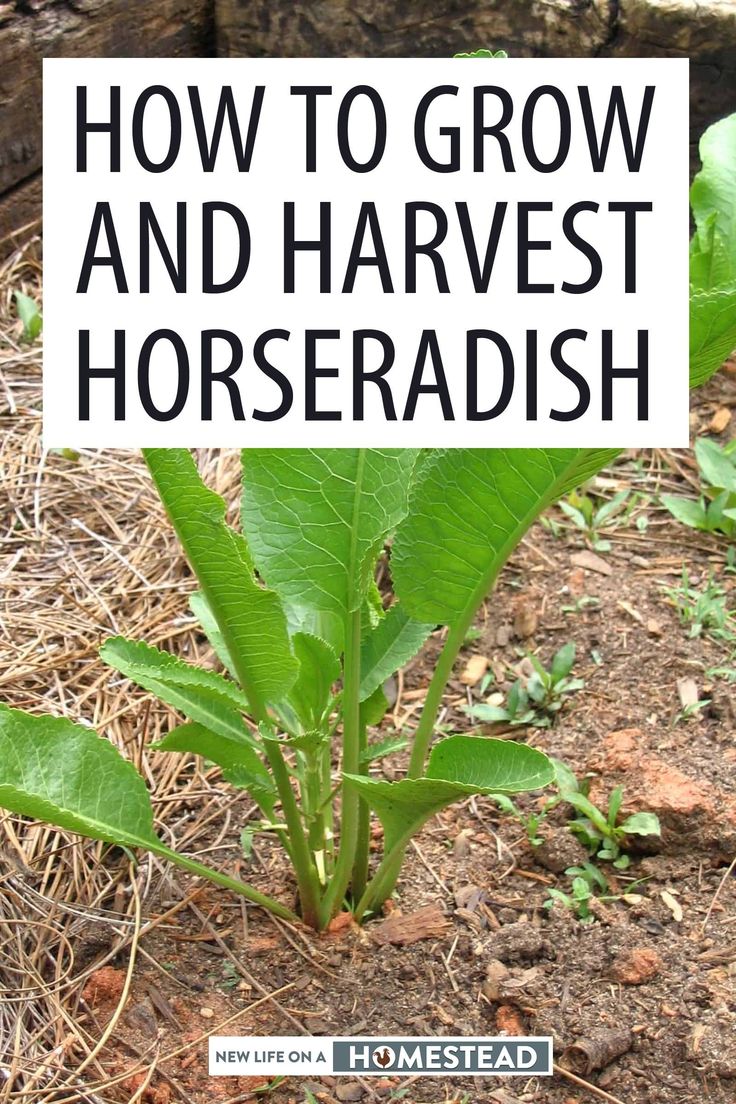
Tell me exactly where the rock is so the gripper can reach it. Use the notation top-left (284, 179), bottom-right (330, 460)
top-left (495, 1004), bottom-right (525, 1035)
top-left (610, 946), bottom-right (663, 985)
top-left (590, 729), bottom-right (736, 854)
top-left (513, 601), bottom-right (538, 638)
top-left (535, 829), bottom-right (589, 874)
top-left (336, 1082), bottom-right (366, 1101)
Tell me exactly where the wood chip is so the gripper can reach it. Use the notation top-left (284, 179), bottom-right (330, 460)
top-left (460, 653), bottom-right (489, 686)
top-left (570, 550), bottom-right (613, 576)
top-left (677, 677), bottom-right (699, 709)
top-left (646, 619), bottom-right (663, 637)
top-left (708, 407), bottom-right (732, 434)
top-left (371, 904), bottom-right (450, 946)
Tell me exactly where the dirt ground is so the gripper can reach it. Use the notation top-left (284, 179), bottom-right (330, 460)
top-left (1, 246), bottom-right (735, 1104)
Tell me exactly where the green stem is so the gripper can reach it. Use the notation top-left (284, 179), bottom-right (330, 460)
top-left (320, 606), bottom-right (362, 924)
top-left (353, 830), bottom-right (415, 924)
top-left (150, 842), bottom-right (300, 924)
top-left (350, 722), bottom-right (370, 905)
top-left (407, 618), bottom-right (471, 778)
top-left (263, 737), bottom-right (322, 929)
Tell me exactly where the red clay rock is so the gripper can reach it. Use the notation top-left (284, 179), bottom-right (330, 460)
top-left (609, 946), bottom-right (663, 985)
top-left (589, 729), bottom-right (736, 855)
top-left (496, 1004), bottom-right (526, 1035)
top-left (81, 965), bottom-right (126, 1008)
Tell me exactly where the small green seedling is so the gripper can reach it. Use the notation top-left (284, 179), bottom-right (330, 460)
top-left (662, 438), bottom-right (736, 538)
top-left (545, 875), bottom-right (595, 923)
top-left (465, 643), bottom-right (584, 729)
top-left (558, 489), bottom-right (631, 552)
top-left (664, 568), bottom-right (736, 642)
top-left (674, 698), bottom-right (712, 725)
top-left (560, 777), bottom-right (661, 870)
top-left (14, 291), bottom-right (42, 342)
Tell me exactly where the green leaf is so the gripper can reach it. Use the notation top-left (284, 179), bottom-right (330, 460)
top-left (690, 284), bottom-right (736, 388)
top-left (360, 684), bottom-right (390, 728)
top-left (392, 450), bottom-right (619, 625)
top-left (14, 291), bottom-right (42, 341)
top-left (696, 438), bottom-right (736, 493)
top-left (359, 604), bottom-right (433, 701)
top-left (344, 735), bottom-right (553, 852)
top-left (607, 785), bottom-right (624, 828)
top-left (0, 703), bottom-right (160, 851)
top-left (551, 759), bottom-right (579, 795)
top-left (287, 632), bottom-right (340, 731)
top-left (550, 642), bottom-right (576, 683)
top-left (144, 449), bottom-right (298, 709)
top-left (454, 48), bottom-right (508, 59)
top-left (360, 735), bottom-right (408, 765)
top-left (241, 450), bottom-right (419, 629)
top-left (619, 811), bottom-right (661, 838)
top-left (189, 591), bottom-right (239, 682)
top-left (565, 792), bottom-right (610, 835)
top-left (661, 494), bottom-right (709, 531)
top-left (463, 702), bottom-right (510, 723)
top-left (691, 114), bottom-right (736, 285)
top-left (0, 704), bottom-right (298, 921)
top-left (100, 636), bottom-right (258, 748)
top-left (154, 722), bottom-right (275, 815)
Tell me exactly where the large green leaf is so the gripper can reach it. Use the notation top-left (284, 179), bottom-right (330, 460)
top-left (144, 449), bottom-right (297, 709)
top-left (241, 450), bottom-right (419, 630)
top-left (689, 114), bottom-right (736, 383)
top-left (690, 285), bottom-right (736, 387)
top-left (345, 735), bottom-right (553, 852)
top-left (154, 722), bottom-right (276, 816)
top-left (691, 114), bottom-right (736, 285)
top-left (0, 704), bottom-right (297, 920)
top-left (101, 636), bottom-right (259, 748)
top-left (0, 703), bottom-right (161, 850)
top-left (391, 449), bottom-right (618, 625)
top-left (359, 604), bottom-right (433, 701)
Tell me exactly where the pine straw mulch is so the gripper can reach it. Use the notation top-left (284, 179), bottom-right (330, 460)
top-left (0, 239), bottom-right (276, 1102)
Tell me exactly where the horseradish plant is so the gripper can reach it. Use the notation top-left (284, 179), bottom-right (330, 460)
top-left (0, 108), bottom-right (732, 930)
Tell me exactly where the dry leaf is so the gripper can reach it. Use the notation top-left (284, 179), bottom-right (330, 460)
top-left (661, 890), bottom-right (683, 923)
top-left (570, 550), bottom-right (613, 576)
top-left (460, 654), bottom-right (489, 686)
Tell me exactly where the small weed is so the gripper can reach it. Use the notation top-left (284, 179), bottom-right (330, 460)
top-left (14, 291), bottom-right (42, 342)
top-left (560, 777), bottom-right (660, 870)
top-left (464, 643), bottom-right (583, 729)
top-left (664, 568), bottom-right (736, 642)
top-left (662, 438), bottom-right (736, 539)
top-left (674, 699), bottom-right (712, 725)
top-left (558, 488), bottom-right (632, 552)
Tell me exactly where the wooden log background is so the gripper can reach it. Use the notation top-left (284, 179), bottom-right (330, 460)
top-left (1, 0), bottom-right (735, 254)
